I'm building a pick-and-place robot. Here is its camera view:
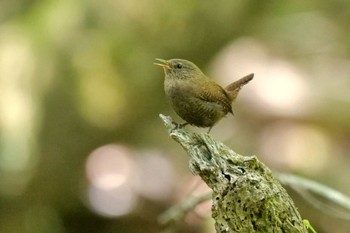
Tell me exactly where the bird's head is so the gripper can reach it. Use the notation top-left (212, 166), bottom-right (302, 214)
top-left (154, 58), bottom-right (204, 80)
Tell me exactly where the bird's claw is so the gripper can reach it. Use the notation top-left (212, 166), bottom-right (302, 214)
top-left (176, 122), bottom-right (189, 129)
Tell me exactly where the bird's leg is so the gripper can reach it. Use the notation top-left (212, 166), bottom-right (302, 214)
top-left (178, 122), bottom-right (189, 128)
top-left (173, 121), bottom-right (189, 129)
top-left (206, 127), bottom-right (213, 134)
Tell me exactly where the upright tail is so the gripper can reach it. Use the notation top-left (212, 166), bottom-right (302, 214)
top-left (225, 73), bottom-right (254, 101)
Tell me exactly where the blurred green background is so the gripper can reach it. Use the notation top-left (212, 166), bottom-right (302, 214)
top-left (1, 0), bottom-right (350, 232)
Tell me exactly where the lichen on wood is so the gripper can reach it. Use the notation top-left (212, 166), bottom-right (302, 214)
top-left (160, 114), bottom-right (308, 233)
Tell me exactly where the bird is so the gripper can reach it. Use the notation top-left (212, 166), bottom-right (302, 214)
top-left (154, 58), bottom-right (253, 133)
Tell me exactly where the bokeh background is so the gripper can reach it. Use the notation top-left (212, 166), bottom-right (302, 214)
top-left (1, 0), bottom-right (350, 232)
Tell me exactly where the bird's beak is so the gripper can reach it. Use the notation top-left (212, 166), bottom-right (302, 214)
top-left (154, 58), bottom-right (170, 69)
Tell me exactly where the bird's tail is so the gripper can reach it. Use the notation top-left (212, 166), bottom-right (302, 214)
top-left (225, 73), bottom-right (254, 101)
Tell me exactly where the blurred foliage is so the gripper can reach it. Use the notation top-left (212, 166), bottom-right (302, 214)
top-left (1, 0), bottom-right (350, 233)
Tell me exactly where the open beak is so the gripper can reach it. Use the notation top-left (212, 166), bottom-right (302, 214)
top-left (154, 58), bottom-right (170, 69)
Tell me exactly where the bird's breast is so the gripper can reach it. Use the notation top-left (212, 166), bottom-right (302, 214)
top-left (164, 79), bottom-right (193, 98)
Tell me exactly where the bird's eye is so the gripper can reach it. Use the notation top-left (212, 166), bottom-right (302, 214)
top-left (175, 63), bottom-right (183, 69)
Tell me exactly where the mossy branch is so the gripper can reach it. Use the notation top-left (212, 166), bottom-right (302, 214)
top-left (160, 114), bottom-right (308, 233)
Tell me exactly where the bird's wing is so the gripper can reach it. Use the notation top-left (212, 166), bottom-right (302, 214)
top-left (195, 79), bottom-right (233, 114)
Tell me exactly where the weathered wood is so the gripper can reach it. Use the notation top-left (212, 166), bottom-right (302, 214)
top-left (160, 114), bottom-right (307, 233)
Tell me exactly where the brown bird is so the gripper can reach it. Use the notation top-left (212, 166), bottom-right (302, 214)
top-left (154, 58), bottom-right (253, 133)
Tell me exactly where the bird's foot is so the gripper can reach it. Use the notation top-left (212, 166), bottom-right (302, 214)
top-left (159, 114), bottom-right (189, 132)
top-left (176, 122), bottom-right (189, 129)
